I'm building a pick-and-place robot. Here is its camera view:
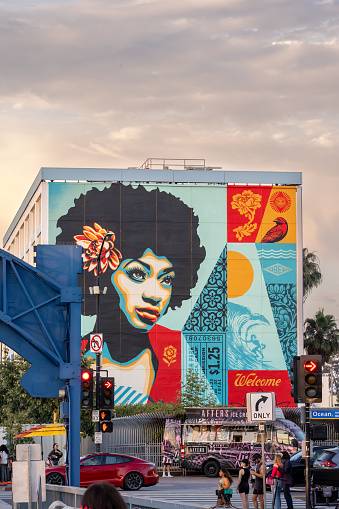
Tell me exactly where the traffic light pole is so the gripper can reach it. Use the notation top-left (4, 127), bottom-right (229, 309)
top-left (305, 402), bottom-right (311, 509)
top-left (95, 282), bottom-right (101, 453)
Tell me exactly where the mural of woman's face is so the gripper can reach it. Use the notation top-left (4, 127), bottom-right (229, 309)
top-left (112, 249), bottom-right (175, 331)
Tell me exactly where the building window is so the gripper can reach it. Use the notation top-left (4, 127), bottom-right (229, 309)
top-left (24, 217), bottom-right (29, 246)
top-left (36, 196), bottom-right (41, 229)
top-left (15, 233), bottom-right (19, 256)
top-left (30, 206), bottom-right (35, 240)
top-left (19, 226), bottom-right (24, 255)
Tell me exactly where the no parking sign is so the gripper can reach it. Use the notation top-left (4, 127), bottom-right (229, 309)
top-left (90, 333), bottom-right (103, 354)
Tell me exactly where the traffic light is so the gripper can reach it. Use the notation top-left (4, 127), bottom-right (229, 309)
top-left (301, 354), bottom-right (322, 404)
top-left (100, 377), bottom-right (114, 409)
top-left (81, 368), bottom-right (93, 409)
top-left (101, 422), bottom-right (113, 433)
top-left (290, 356), bottom-right (301, 403)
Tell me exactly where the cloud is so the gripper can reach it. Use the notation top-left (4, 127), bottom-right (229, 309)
top-left (0, 0), bottom-right (339, 316)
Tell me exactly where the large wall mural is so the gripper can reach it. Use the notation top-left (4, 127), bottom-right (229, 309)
top-left (50, 182), bottom-right (299, 407)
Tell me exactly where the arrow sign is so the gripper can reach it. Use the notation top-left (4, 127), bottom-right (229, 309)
top-left (247, 392), bottom-right (276, 422)
top-left (255, 395), bottom-right (268, 412)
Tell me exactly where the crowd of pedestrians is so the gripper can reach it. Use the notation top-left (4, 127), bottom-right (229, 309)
top-left (210, 452), bottom-right (294, 509)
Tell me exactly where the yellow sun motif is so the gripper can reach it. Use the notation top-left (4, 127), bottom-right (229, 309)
top-left (228, 251), bottom-right (254, 298)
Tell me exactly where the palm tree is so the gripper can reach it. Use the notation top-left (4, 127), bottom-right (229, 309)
top-left (303, 248), bottom-right (322, 301)
top-left (304, 310), bottom-right (339, 363)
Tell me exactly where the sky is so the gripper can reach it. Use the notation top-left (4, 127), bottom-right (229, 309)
top-left (0, 0), bottom-right (338, 320)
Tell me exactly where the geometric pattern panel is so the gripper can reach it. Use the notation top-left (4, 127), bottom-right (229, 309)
top-left (182, 248), bottom-right (227, 403)
top-left (183, 247), bottom-right (227, 332)
top-left (267, 283), bottom-right (297, 376)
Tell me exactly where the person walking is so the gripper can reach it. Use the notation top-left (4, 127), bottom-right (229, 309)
top-left (0, 445), bottom-right (9, 483)
top-left (47, 443), bottom-right (63, 466)
top-left (81, 482), bottom-right (127, 509)
top-left (278, 451), bottom-right (294, 509)
top-left (270, 454), bottom-right (283, 509)
top-left (236, 458), bottom-right (250, 509)
top-left (161, 439), bottom-right (173, 477)
top-left (250, 454), bottom-right (264, 509)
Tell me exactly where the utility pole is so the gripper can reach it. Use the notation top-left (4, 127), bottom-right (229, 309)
top-left (305, 402), bottom-right (311, 509)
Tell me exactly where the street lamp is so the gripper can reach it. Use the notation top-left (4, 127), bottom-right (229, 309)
top-left (89, 232), bottom-right (112, 453)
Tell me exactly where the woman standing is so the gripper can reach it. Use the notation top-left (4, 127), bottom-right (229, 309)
top-left (236, 459), bottom-right (250, 509)
top-left (270, 454), bottom-right (283, 509)
top-left (0, 445), bottom-right (9, 483)
top-left (278, 451), bottom-right (294, 509)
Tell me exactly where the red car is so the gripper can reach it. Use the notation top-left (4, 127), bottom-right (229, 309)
top-left (45, 453), bottom-right (159, 490)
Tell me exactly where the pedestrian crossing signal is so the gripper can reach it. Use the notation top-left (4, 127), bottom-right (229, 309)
top-left (100, 410), bottom-right (112, 421)
top-left (101, 422), bottom-right (113, 433)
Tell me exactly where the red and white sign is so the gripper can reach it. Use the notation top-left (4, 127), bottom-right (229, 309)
top-left (90, 333), bottom-right (103, 354)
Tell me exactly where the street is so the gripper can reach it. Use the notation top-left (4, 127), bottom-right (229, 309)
top-left (123, 474), bottom-right (307, 509)
top-left (1, 474), bottom-right (339, 509)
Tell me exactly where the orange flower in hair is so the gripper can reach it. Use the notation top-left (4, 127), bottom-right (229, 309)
top-left (74, 223), bottom-right (122, 275)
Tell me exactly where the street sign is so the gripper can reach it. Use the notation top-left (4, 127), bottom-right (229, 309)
top-left (94, 432), bottom-right (102, 444)
top-left (92, 410), bottom-right (99, 422)
top-left (311, 408), bottom-right (339, 419)
top-left (246, 392), bottom-right (276, 421)
top-left (90, 333), bottom-right (103, 354)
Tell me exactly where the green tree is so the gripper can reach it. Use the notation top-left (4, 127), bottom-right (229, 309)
top-left (304, 309), bottom-right (339, 363)
top-left (176, 369), bottom-right (218, 407)
top-left (303, 248), bottom-right (322, 301)
top-left (0, 351), bottom-right (58, 450)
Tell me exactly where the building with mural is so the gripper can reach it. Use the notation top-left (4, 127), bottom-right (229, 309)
top-left (3, 161), bottom-right (303, 407)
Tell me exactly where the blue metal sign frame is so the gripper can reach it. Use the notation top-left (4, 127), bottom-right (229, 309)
top-left (0, 245), bottom-right (82, 486)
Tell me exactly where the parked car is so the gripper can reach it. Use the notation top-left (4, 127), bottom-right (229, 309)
top-left (313, 447), bottom-right (339, 488)
top-left (45, 453), bottom-right (159, 490)
top-left (266, 446), bottom-right (327, 485)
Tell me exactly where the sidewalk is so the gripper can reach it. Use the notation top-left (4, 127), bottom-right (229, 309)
top-left (0, 500), bottom-right (11, 509)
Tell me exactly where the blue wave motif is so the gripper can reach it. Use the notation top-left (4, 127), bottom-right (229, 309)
top-left (259, 249), bottom-right (296, 258)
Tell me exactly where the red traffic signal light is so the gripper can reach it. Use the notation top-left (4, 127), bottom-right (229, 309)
top-left (81, 368), bottom-right (93, 409)
top-left (304, 360), bottom-right (318, 372)
top-left (103, 379), bottom-right (113, 390)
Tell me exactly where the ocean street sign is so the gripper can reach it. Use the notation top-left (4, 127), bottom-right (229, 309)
top-left (311, 408), bottom-right (339, 419)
